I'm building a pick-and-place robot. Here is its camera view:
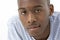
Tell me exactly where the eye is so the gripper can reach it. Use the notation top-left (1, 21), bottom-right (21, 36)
top-left (21, 10), bottom-right (27, 15)
top-left (34, 9), bottom-right (41, 13)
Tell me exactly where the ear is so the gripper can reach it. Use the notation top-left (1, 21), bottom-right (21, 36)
top-left (49, 4), bottom-right (54, 16)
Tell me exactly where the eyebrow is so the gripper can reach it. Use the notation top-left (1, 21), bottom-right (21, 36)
top-left (18, 5), bottom-right (43, 10)
top-left (33, 5), bottom-right (43, 8)
top-left (18, 8), bottom-right (25, 10)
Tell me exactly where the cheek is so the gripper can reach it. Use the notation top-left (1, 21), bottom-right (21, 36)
top-left (37, 16), bottom-right (49, 33)
top-left (37, 13), bottom-right (49, 27)
top-left (37, 14), bottom-right (48, 22)
top-left (20, 16), bottom-right (27, 26)
top-left (38, 16), bottom-right (47, 25)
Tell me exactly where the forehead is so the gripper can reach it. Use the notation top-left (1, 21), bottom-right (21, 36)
top-left (18, 0), bottom-right (47, 8)
top-left (20, 0), bottom-right (46, 3)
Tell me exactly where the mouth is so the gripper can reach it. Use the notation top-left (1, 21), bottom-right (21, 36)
top-left (27, 25), bottom-right (41, 30)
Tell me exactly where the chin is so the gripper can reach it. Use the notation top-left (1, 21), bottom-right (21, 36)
top-left (28, 30), bottom-right (43, 39)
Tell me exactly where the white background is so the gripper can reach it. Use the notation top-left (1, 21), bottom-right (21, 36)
top-left (0, 0), bottom-right (60, 40)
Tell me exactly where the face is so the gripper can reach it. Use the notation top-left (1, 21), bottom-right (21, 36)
top-left (18, 0), bottom-right (54, 40)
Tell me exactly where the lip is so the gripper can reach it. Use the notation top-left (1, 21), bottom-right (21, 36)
top-left (27, 25), bottom-right (41, 30)
top-left (30, 26), bottom-right (40, 30)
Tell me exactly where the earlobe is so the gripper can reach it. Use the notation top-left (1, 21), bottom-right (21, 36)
top-left (49, 4), bottom-right (54, 16)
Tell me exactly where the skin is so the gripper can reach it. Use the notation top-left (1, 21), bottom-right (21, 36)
top-left (18, 0), bottom-right (54, 40)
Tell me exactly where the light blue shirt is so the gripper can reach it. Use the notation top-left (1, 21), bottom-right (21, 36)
top-left (8, 12), bottom-right (60, 40)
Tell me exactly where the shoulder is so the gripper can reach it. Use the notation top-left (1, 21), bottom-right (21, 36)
top-left (50, 12), bottom-right (60, 22)
top-left (50, 12), bottom-right (60, 40)
top-left (48, 12), bottom-right (60, 40)
top-left (7, 15), bottom-right (22, 32)
top-left (53, 12), bottom-right (60, 22)
top-left (51, 12), bottom-right (60, 28)
top-left (53, 12), bottom-right (60, 17)
top-left (7, 16), bottom-right (19, 24)
top-left (8, 16), bottom-right (25, 40)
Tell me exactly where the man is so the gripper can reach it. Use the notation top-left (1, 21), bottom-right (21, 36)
top-left (8, 0), bottom-right (60, 40)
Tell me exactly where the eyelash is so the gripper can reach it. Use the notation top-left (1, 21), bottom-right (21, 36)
top-left (21, 11), bottom-right (27, 15)
top-left (20, 8), bottom-right (42, 15)
top-left (34, 9), bottom-right (41, 13)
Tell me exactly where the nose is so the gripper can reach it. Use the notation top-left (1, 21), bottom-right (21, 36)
top-left (27, 13), bottom-right (37, 24)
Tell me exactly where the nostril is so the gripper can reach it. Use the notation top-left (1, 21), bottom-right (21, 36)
top-left (28, 21), bottom-right (30, 23)
top-left (28, 20), bottom-right (36, 24)
top-left (32, 21), bottom-right (36, 24)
